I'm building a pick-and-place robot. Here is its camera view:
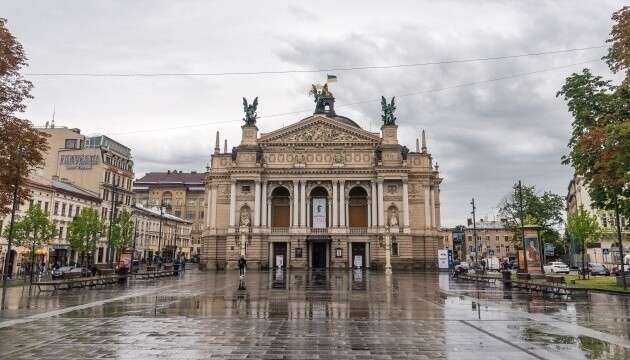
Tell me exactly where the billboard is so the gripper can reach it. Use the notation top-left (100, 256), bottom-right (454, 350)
top-left (525, 235), bottom-right (542, 273)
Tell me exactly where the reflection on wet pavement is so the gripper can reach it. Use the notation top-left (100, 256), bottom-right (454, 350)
top-left (0, 269), bottom-right (629, 359)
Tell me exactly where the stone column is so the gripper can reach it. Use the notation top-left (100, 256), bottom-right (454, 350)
top-left (339, 180), bottom-right (346, 227)
top-left (431, 186), bottom-right (436, 228)
top-left (300, 180), bottom-right (306, 227)
top-left (254, 180), bottom-right (261, 227)
top-left (293, 180), bottom-right (299, 227)
top-left (206, 187), bottom-right (212, 227)
top-left (371, 181), bottom-right (377, 227)
top-left (261, 181), bottom-right (267, 227)
top-left (210, 184), bottom-right (218, 228)
top-left (332, 180), bottom-right (338, 227)
top-left (229, 181), bottom-right (236, 227)
top-left (377, 180), bottom-right (385, 228)
top-left (385, 229), bottom-right (392, 274)
top-left (424, 185), bottom-right (431, 229)
top-left (367, 195), bottom-right (372, 228)
top-left (402, 181), bottom-right (410, 228)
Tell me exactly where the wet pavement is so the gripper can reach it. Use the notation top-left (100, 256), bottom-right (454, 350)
top-left (0, 269), bottom-right (629, 359)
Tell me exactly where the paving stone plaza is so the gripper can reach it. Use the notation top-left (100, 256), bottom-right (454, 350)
top-left (0, 269), bottom-right (629, 359)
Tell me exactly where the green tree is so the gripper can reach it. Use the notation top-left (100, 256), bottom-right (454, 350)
top-left (110, 208), bottom-right (134, 251)
top-left (567, 208), bottom-right (601, 279)
top-left (498, 183), bottom-right (565, 251)
top-left (557, 6), bottom-right (630, 286)
top-left (0, 18), bottom-right (33, 116)
top-left (67, 208), bottom-right (104, 267)
top-left (3, 204), bottom-right (56, 284)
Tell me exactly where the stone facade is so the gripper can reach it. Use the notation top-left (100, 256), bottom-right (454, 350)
top-left (201, 94), bottom-right (442, 271)
top-left (131, 204), bottom-right (193, 261)
top-left (133, 171), bottom-right (206, 256)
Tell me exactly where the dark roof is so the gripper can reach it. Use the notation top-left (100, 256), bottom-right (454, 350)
top-left (331, 115), bottom-right (361, 128)
top-left (135, 171), bottom-right (206, 185)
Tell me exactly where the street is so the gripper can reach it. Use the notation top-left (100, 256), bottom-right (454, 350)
top-left (0, 269), bottom-right (629, 359)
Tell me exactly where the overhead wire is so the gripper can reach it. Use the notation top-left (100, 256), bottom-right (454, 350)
top-left (26, 45), bottom-right (604, 77)
top-left (107, 58), bottom-right (600, 136)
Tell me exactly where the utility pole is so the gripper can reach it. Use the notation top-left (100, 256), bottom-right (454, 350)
top-left (157, 203), bottom-right (164, 261)
top-left (471, 198), bottom-right (478, 265)
top-left (1, 148), bottom-right (23, 311)
top-left (518, 180), bottom-right (528, 273)
top-left (614, 195), bottom-right (626, 289)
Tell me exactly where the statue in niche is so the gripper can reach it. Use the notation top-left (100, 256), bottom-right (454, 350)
top-left (242, 97), bottom-right (258, 126)
top-left (388, 207), bottom-right (399, 227)
top-left (239, 206), bottom-right (251, 227)
top-left (400, 145), bottom-right (409, 160)
top-left (381, 96), bottom-right (397, 125)
top-left (374, 146), bottom-right (382, 162)
top-left (231, 147), bottom-right (238, 161)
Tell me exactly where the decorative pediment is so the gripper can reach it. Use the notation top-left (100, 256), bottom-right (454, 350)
top-left (259, 116), bottom-right (380, 145)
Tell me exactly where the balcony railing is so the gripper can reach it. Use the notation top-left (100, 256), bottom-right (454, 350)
top-left (348, 227), bottom-right (368, 235)
top-left (310, 228), bottom-right (329, 234)
top-left (270, 227), bottom-right (290, 234)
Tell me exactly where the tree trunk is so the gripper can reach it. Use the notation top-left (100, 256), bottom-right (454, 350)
top-left (29, 241), bottom-right (35, 285)
top-left (582, 239), bottom-right (586, 280)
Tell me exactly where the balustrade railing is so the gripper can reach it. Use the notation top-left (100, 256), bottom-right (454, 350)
top-left (348, 227), bottom-right (368, 235)
top-left (270, 227), bottom-right (290, 234)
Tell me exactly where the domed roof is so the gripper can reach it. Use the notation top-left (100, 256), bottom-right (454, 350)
top-left (331, 115), bottom-right (361, 129)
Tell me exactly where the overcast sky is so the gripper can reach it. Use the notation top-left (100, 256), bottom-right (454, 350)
top-left (1, 1), bottom-right (624, 226)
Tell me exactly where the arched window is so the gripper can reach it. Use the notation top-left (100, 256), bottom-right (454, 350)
top-left (271, 187), bottom-right (290, 227)
top-left (310, 186), bottom-right (329, 228)
top-left (348, 187), bottom-right (368, 227)
top-left (161, 191), bottom-right (172, 207)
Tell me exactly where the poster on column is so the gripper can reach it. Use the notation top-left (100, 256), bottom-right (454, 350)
top-left (312, 198), bottom-right (327, 228)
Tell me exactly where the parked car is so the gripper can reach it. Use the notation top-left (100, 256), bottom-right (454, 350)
top-left (543, 261), bottom-right (570, 274)
top-left (585, 263), bottom-right (610, 276)
top-left (611, 255), bottom-right (630, 276)
top-left (51, 266), bottom-right (74, 280)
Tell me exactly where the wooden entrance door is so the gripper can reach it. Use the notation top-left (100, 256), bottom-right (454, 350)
top-left (311, 243), bottom-right (327, 268)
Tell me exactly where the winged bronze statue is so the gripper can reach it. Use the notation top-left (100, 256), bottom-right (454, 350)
top-left (242, 97), bottom-right (258, 126)
top-left (381, 96), bottom-right (397, 125)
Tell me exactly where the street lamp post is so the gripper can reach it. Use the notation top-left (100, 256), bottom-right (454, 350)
top-left (471, 198), bottom-right (478, 265)
top-left (518, 180), bottom-right (528, 273)
top-left (384, 225), bottom-right (392, 274)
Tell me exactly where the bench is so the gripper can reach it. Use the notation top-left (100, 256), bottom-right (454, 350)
top-left (97, 268), bottom-right (115, 276)
top-left (545, 275), bottom-right (566, 285)
top-left (62, 271), bottom-right (83, 280)
top-left (132, 270), bottom-right (174, 280)
top-left (35, 275), bottom-right (121, 292)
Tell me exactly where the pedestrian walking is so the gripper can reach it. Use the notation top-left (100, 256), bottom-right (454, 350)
top-left (238, 256), bottom-right (247, 278)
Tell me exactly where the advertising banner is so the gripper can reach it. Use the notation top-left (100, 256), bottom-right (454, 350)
top-left (438, 249), bottom-right (449, 271)
top-left (525, 236), bottom-right (542, 273)
top-left (312, 198), bottom-right (327, 228)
